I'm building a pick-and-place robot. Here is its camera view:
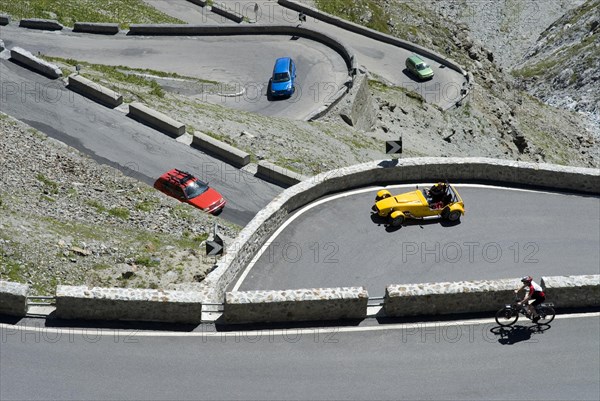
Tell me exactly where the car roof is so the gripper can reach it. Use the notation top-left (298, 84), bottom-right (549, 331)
top-left (408, 55), bottom-right (425, 64)
top-left (160, 169), bottom-right (197, 186)
top-left (274, 57), bottom-right (291, 73)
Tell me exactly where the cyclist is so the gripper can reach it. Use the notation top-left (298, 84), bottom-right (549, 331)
top-left (515, 275), bottom-right (546, 322)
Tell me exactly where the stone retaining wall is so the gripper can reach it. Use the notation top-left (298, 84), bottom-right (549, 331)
top-left (224, 287), bottom-right (368, 323)
top-left (127, 24), bottom-right (356, 74)
top-left (278, 0), bottom-right (472, 108)
top-left (200, 158), bottom-right (600, 303)
top-left (541, 275), bottom-right (600, 308)
top-left (278, 0), bottom-right (466, 77)
top-left (384, 279), bottom-right (518, 317)
top-left (0, 281), bottom-right (29, 317)
top-left (55, 285), bottom-right (205, 324)
top-left (338, 72), bottom-right (376, 131)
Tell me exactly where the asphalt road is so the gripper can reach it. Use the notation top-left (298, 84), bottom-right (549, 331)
top-left (147, 0), bottom-right (468, 110)
top-left (1, 314), bottom-right (598, 400)
top-left (0, 58), bottom-right (281, 226)
top-left (234, 185), bottom-right (600, 294)
top-left (141, 0), bottom-right (238, 25)
top-left (0, 25), bottom-right (349, 120)
top-left (219, 0), bottom-right (468, 109)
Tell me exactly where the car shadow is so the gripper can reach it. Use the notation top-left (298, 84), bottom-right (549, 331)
top-left (370, 213), bottom-right (460, 232)
top-left (266, 79), bottom-right (274, 101)
top-left (401, 67), bottom-right (434, 83)
top-left (490, 323), bottom-right (552, 344)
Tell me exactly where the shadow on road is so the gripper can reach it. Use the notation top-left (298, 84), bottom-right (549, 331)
top-left (491, 323), bottom-right (553, 344)
top-left (369, 213), bottom-right (460, 232)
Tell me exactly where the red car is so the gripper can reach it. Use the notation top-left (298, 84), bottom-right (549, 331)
top-left (154, 169), bottom-right (226, 214)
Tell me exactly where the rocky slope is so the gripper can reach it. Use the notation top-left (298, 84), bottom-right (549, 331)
top-left (513, 0), bottom-right (600, 131)
top-left (419, 0), bottom-right (588, 70)
top-left (0, 114), bottom-right (239, 295)
top-left (1, 0), bottom-right (598, 296)
top-left (314, 0), bottom-right (598, 166)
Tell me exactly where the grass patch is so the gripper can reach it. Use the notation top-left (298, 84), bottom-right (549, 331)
top-left (149, 81), bottom-right (165, 98)
top-left (108, 207), bottom-right (130, 220)
top-left (36, 173), bottom-right (59, 194)
top-left (405, 90), bottom-right (425, 103)
top-left (135, 199), bottom-right (159, 212)
top-left (0, 254), bottom-right (25, 283)
top-left (133, 255), bottom-right (160, 268)
top-left (0, 0), bottom-right (185, 28)
top-left (40, 194), bottom-right (56, 202)
top-left (513, 35), bottom-right (596, 79)
top-left (85, 199), bottom-right (106, 213)
top-left (170, 204), bottom-right (193, 220)
top-left (315, 0), bottom-right (390, 33)
top-left (42, 57), bottom-right (223, 103)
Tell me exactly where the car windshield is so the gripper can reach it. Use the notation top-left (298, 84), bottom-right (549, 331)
top-left (416, 63), bottom-right (430, 71)
top-left (184, 180), bottom-right (209, 199)
top-left (273, 72), bottom-right (290, 83)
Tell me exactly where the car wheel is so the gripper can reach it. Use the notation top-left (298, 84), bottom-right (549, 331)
top-left (375, 190), bottom-right (391, 202)
top-left (391, 215), bottom-right (405, 227)
top-left (447, 210), bottom-right (461, 222)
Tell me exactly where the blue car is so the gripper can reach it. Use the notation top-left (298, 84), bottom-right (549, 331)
top-left (269, 57), bottom-right (296, 98)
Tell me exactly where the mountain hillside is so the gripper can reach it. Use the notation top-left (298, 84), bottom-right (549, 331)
top-left (513, 0), bottom-right (600, 133)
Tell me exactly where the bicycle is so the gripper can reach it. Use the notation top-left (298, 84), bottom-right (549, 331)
top-left (495, 295), bottom-right (555, 326)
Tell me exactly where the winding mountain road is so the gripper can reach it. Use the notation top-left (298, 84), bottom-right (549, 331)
top-left (233, 184), bottom-right (600, 294)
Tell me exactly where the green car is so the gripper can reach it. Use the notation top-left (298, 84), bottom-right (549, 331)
top-left (405, 55), bottom-right (434, 80)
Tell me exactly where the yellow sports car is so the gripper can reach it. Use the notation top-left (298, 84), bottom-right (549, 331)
top-left (371, 182), bottom-right (465, 226)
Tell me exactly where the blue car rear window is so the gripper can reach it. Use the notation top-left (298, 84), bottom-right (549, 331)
top-left (273, 72), bottom-right (290, 83)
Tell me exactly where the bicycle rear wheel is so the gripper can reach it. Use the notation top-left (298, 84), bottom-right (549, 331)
top-left (536, 305), bottom-right (555, 325)
top-left (495, 307), bottom-right (518, 326)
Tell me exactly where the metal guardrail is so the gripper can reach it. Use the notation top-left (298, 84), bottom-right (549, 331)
top-left (202, 302), bottom-right (225, 312)
top-left (367, 296), bottom-right (384, 307)
top-left (27, 296), bottom-right (56, 306)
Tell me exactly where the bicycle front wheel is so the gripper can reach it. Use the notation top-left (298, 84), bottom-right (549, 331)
top-left (536, 305), bottom-right (555, 325)
top-left (495, 307), bottom-right (518, 326)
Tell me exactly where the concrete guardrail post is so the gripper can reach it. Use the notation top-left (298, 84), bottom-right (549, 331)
top-left (73, 22), bottom-right (120, 35)
top-left (128, 102), bottom-right (186, 137)
top-left (68, 74), bottom-right (123, 107)
top-left (192, 132), bottom-right (250, 167)
top-left (19, 18), bottom-right (63, 30)
top-left (256, 160), bottom-right (308, 187)
top-left (0, 280), bottom-right (29, 317)
top-left (211, 3), bottom-right (244, 23)
top-left (10, 47), bottom-right (63, 79)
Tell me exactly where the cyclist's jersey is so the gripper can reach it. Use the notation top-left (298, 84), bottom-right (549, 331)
top-left (528, 281), bottom-right (545, 297)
